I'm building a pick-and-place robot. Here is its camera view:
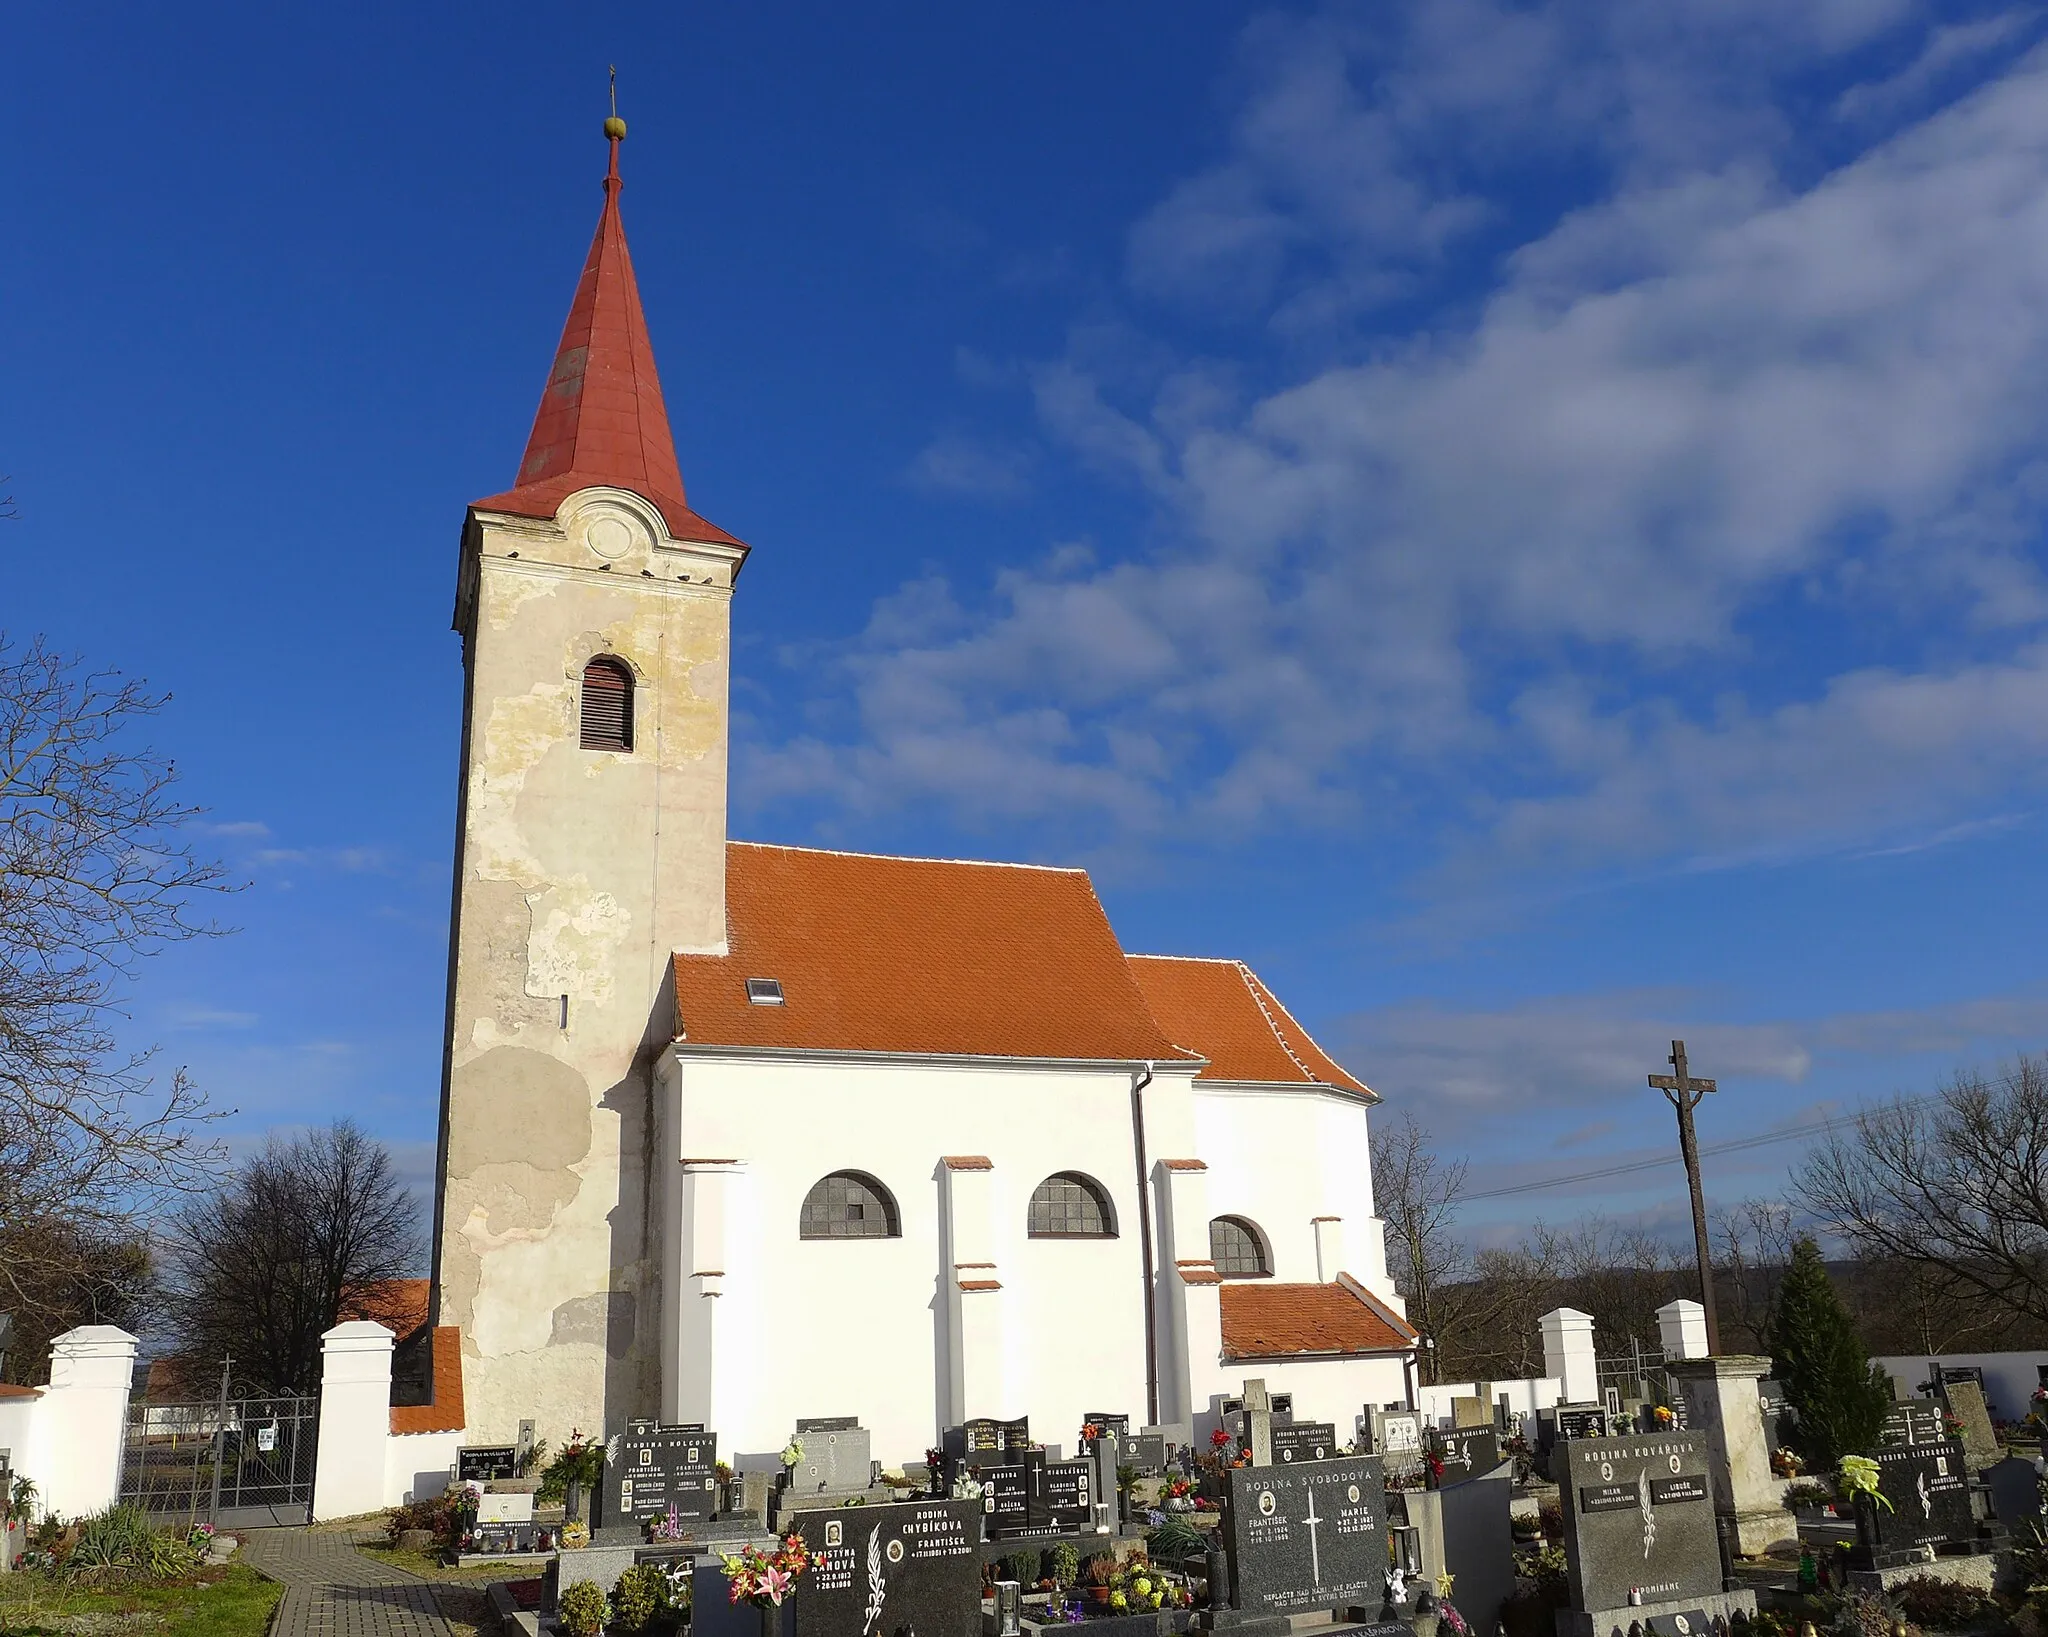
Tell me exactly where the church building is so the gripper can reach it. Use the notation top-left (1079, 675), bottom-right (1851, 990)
top-left (427, 123), bottom-right (1417, 1466)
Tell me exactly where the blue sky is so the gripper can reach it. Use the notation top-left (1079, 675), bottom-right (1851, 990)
top-left (9, 0), bottom-right (2048, 1254)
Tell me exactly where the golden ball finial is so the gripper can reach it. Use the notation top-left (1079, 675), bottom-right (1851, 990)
top-left (604, 115), bottom-right (627, 141)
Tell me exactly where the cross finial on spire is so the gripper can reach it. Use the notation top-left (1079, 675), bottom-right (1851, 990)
top-left (603, 65), bottom-right (627, 182)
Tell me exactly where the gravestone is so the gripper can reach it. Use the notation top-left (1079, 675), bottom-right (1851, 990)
top-left (1124, 1433), bottom-right (1169, 1475)
top-left (1221, 1454), bottom-right (1388, 1617)
top-left (978, 1458), bottom-right (1037, 1538)
top-left (1089, 1430), bottom-right (1121, 1530)
top-left (1452, 1395), bottom-right (1489, 1429)
top-left (601, 1423), bottom-right (718, 1534)
top-left (1084, 1412), bottom-right (1131, 1443)
top-left (1757, 1381), bottom-right (1792, 1454)
top-left (457, 1444), bottom-right (518, 1482)
top-left (1985, 1456), bottom-right (2041, 1536)
top-left (787, 1496), bottom-right (983, 1637)
top-left (1043, 1460), bottom-right (1092, 1532)
top-left (1240, 1380), bottom-right (1276, 1469)
top-left (1429, 1428), bottom-right (1499, 1489)
top-left (1555, 1406), bottom-right (1608, 1444)
top-left (790, 1421), bottom-right (873, 1493)
top-left (1375, 1410), bottom-right (1424, 1457)
top-left (1556, 1433), bottom-right (1721, 1614)
top-left (1939, 1380), bottom-right (2000, 1471)
top-left (1270, 1423), bottom-right (1339, 1465)
top-left (947, 1417), bottom-right (1030, 1458)
top-left (1881, 1401), bottom-right (1945, 1449)
top-left (1853, 1440), bottom-right (1975, 1566)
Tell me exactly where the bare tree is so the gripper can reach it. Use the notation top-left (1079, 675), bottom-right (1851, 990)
top-left (1371, 1112), bottom-right (1468, 1382)
top-left (162, 1121), bottom-right (420, 1391)
top-left (1712, 1197), bottom-right (1797, 1354)
top-left (1799, 1057), bottom-right (2048, 1330)
top-left (0, 635), bottom-right (231, 1376)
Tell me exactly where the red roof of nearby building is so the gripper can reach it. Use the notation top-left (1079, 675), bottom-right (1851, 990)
top-left (1126, 955), bottom-right (1371, 1096)
top-left (1219, 1277), bottom-right (1418, 1359)
top-left (474, 132), bottom-right (742, 551)
top-left (672, 843), bottom-right (1198, 1064)
top-left (390, 1325), bottom-right (466, 1436)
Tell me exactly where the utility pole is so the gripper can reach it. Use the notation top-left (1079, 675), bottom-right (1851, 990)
top-left (1648, 1041), bottom-right (1721, 1356)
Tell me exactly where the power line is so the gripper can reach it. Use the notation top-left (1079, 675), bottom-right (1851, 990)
top-left (1461, 1091), bottom-right (1942, 1202)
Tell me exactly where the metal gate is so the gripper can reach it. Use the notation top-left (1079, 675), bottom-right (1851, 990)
top-left (119, 1386), bottom-right (319, 1528)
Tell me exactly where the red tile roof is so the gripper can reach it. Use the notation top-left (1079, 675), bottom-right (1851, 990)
top-left (1219, 1278), bottom-right (1418, 1359)
top-left (390, 1326), bottom-right (466, 1436)
top-left (1126, 955), bottom-right (1370, 1096)
top-left (475, 132), bottom-right (743, 552)
top-left (673, 844), bottom-right (1197, 1065)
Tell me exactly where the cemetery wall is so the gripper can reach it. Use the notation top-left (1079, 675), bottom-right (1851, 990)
top-left (657, 1052), bottom-right (1182, 1465)
top-left (0, 1327), bottom-right (136, 1522)
top-left (1203, 1354), bottom-right (1410, 1435)
top-left (385, 1429), bottom-right (467, 1507)
top-left (1872, 1352), bottom-right (2048, 1423)
top-left (1190, 1084), bottom-right (1393, 1292)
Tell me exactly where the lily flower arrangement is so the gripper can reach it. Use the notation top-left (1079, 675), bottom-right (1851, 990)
top-left (721, 1533), bottom-right (817, 1609)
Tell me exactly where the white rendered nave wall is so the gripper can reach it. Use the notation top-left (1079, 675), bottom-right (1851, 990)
top-left (656, 1051), bottom-right (1407, 1465)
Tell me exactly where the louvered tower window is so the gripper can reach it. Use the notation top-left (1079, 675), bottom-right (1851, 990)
top-left (580, 656), bottom-right (634, 751)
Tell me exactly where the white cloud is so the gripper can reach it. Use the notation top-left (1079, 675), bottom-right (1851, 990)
top-left (746, 8), bottom-right (2048, 885)
top-left (905, 434), bottom-right (1035, 499)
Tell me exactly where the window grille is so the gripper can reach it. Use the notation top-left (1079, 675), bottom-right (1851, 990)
top-left (799, 1172), bottom-right (899, 1239)
top-left (1209, 1216), bottom-right (1269, 1277)
top-left (1027, 1172), bottom-right (1116, 1238)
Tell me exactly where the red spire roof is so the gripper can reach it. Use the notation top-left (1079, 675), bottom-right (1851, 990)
top-left (475, 129), bottom-right (741, 548)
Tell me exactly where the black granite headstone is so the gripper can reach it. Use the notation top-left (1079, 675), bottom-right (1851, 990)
top-left (1429, 1428), bottom-right (1500, 1489)
top-left (605, 1425), bottom-right (718, 1528)
top-left (1084, 1412), bottom-right (1131, 1443)
top-left (1125, 1433), bottom-right (1169, 1476)
top-left (1043, 1461), bottom-right (1091, 1532)
top-left (1556, 1433), bottom-right (1720, 1613)
top-left (799, 1417), bottom-right (861, 1433)
top-left (1222, 1455), bottom-right (1388, 1616)
top-left (1554, 1407), bottom-right (1608, 1443)
top-left (788, 1496), bottom-right (982, 1637)
top-left (1858, 1440), bottom-right (1974, 1563)
top-left (1270, 1423), bottom-right (1340, 1465)
top-left (1881, 1402), bottom-right (1946, 1449)
top-left (457, 1444), bottom-right (518, 1482)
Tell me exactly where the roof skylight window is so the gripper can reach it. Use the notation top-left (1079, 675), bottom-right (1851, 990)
top-left (746, 977), bottom-right (785, 1006)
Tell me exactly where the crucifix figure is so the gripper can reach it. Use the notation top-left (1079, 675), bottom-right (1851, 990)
top-left (1648, 1040), bottom-right (1721, 1355)
top-left (1301, 1487), bottom-right (1325, 1587)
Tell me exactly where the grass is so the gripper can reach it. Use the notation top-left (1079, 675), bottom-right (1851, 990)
top-left (353, 1543), bottom-right (517, 1582)
top-left (0, 1563), bottom-right (280, 1637)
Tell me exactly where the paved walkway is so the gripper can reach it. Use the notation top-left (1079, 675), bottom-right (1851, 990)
top-left (241, 1528), bottom-right (456, 1637)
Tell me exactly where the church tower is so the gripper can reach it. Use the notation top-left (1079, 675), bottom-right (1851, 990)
top-left (429, 119), bottom-right (744, 1439)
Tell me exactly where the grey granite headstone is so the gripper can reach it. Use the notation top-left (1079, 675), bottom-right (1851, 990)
top-left (1985, 1455), bottom-right (2041, 1534)
top-left (1556, 1432), bottom-right (1721, 1614)
top-left (791, 1424), bottom-right (872, 1493)
top-left (1221, 1454), bottom-right (1388, 1616)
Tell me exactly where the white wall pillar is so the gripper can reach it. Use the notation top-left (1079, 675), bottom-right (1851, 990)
top-left (941, 1157), bottom-right (1006, 1421)
top-left (33, 1326), bottom-right (137, 1520)
top-left (1154, 1159), bottom-right (1214, 1425)
top-left (314, 1321), bottom-right (394, 1521)
top-left (668, 1159), bottom-right (742, 1427)
top-left (1657, 1299), bottom-right (1710, 1361)
top-left (1313, 1217), bottom-right (1347, 1283)
top-left (1540, 1307), bottom-right (1599, 1404)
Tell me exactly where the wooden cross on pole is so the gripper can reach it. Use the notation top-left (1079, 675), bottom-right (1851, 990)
top-left (1648, 1040), bottom-right (1721, 1355)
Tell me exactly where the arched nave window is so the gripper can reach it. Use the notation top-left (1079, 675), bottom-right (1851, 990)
top-left (1027, 1172), bottom-right (1117, 1239)
top-left (1209, 1215), bottom-right (1270, 1277)
top-left (580, 655), bottom-right (634, 752)
top-left (799, 1171), bottom-right (900, 1239)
